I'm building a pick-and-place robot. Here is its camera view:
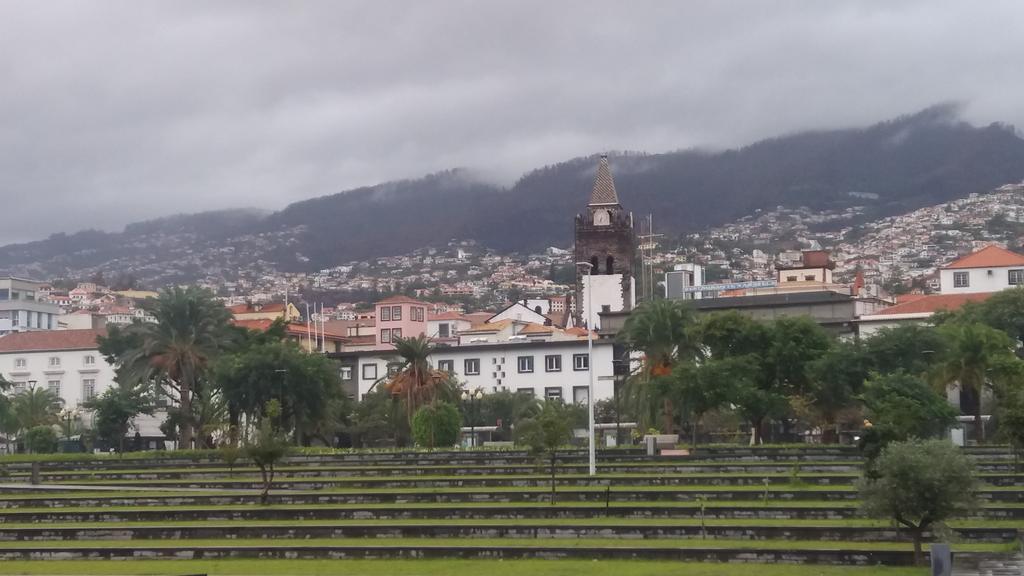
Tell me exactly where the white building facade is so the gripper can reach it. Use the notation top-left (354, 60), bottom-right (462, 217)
top-left (0, 330), bottom-right (113, 407)
top-left (336, 339), bottom-right (617, 405)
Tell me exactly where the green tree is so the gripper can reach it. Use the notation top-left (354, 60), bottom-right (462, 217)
top-left (805, 340), bottom-right (872, 443)
top-left (23, 426), bottom-right (58, 454)
top-left (995, 382), bottom-right (1024, 471)
top-left (765, 316), bottom-right (832, 398)
top-left (698, 312), bottom-right (778, 444)
top-left (864, 324), bottom-right (946, 376)
top-left (411, 402), bottom-right (462, 448)
top-left (13, 387), bottom-right (62, 431)
top-left (515, 401), bottom-right (575, 505)
top-left (672, 358), bottom-right (740, 450)
top-left (384, 335), bottom-right (458, 425)
top-left (101, 286), bottom-right (234, 449)
top-left (619, 299), bottom-right (702, 433)
top-left (243, 400), bottom-right (290, 505)
top-left (972, 287), bottom-right (1024, 355)
top-left (85, 385), bottom-right (153, 453)
top-left (862, 372), bottom-right (959, 442)
top-left (932, 321), bottom-right (1022, 443)
top-left (348, 387), bottom-right (406, 447)
top-left (473, 390), bottom-right (540, 441)
top-left (215, 338), bottom-right (341, 445)
top-left (859, 439), bottom-right (977, 565)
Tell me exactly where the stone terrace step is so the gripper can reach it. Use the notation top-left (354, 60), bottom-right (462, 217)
top-left (0, 542), bottom-right (927, 565)
top-left (0, 522), bottom-right (1014, 543)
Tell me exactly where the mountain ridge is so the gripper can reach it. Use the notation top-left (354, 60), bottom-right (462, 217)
top-left (2, 106), bottom-right (1023, 284)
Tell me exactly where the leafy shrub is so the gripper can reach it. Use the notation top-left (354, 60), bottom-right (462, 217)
top-left (24, 426), bottom-right (58, 454)
top-left (411, 403), bottom-right (462, 448)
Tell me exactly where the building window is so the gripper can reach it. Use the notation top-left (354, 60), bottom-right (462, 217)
top-left (573, 354), bottom-right (589, 371)
top-left (340, 366), bottom-right (353, 380)
top-left (81, 379), bottom-right (96, 402)
top-left (606, 255), bottom-right (614, 275)
top-left (48, 357), bottom-right (61, 367)
top-left (380, 306), bottom-right (391, 321)
top-left (517, 356), bottom-right (534, 373)
top-left (953, 271), bottom-right (970, 288)
top-left (380, 329), bottom-right (391, 343)
top-left (391, 306), bottom-right (402, 321)
top-left (362, 364), bottom-right (378, 380)
top-left (47, 380), bottom-right (61, 396)
top-left (438, 323), bottom-right (450, 338)
top-left (464, 358), bottom-right (481, 375)
top-left (387, 362), bottom-right (403, 377)
top-left (545, 387), bottom-right (562, 401)
top-left (786, 275), bottom-right (798, 282)
top-left (804, 275), bottom-right (816, 281)
top-left (573, 385), bottom-right (589, 405)
top-left (83, 355), bottom-right (95, 366)
top-left (544, 354), bottom-right (562, 372)
top-left (438, 359), bottom-right (454, 373)
top-left (13, 381), bottom-right (27, 394)
top-left (392, 328), bottom-right (403, 340)
top-left (1010, 269), bottom-right (1024, 286)
top-left (412, 307), bottom-right (424, 322)
top-left (517, 388), bottom-right (535, 396)
top-left (14, 358), bottom-right (26, 369)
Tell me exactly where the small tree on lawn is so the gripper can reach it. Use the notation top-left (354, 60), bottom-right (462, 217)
top-left (85, 385), bottom-right (153, 453)
top-left (243, 400), bottom-right (290, 505)
top-left (411, 402), bottom-right (461, 449)
top-left (859, 439), bottom-right (977, 565)
top-left (515, 401), bottom-right (574, 505)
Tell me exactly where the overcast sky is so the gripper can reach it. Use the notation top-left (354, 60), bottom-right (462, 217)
top-left (1, 1), bottom-right (1023, 245)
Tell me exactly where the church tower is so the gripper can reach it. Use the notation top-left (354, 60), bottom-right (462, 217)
top-left (574, 155), bottom-right (636, 329)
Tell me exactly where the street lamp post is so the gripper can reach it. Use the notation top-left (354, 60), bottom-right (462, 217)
top-left (575, 261), bottom-right (596, 477)
top-left (461, 388), bottom-right (484, 448)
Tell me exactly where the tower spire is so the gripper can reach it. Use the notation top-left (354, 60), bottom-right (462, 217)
top-left (589, 154), bottom-right (620, 206)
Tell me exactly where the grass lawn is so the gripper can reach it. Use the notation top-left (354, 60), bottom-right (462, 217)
top-left (0, 559), bottom-right (929, 575)
top-left (0, 537), bottom-right (1010, 552)
top-left (0, 516), bottom-right (1015, 529)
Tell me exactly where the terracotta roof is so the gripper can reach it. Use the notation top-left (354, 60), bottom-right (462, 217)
top-left (895, 294), bottom-right (927, 304)
top-left (375, 295), bottom-right (429, 306)
top-left (428, 311), bottom-right (466, 321)
top-left (231, 319), bottom-right (348, 340)
top-left (0, 329), bottom-right (106, 353)
top-left (942, 245), bottom-right (1024, 269)
top-left (873, 292), bottom-right (996, 316)
top-left (589, 155), bottom-right (620, 206)
top-left (461, 319), bottom-right (516, 334)
top-left (518, 323), bottom-right (553, 335)
top-left (463, 312), bottom-right (493, 324)
top-left (228, 302), bottom-right (286, 314)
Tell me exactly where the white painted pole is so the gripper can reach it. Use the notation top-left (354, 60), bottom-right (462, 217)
top-left (587, 267), bottom-right (596, 477)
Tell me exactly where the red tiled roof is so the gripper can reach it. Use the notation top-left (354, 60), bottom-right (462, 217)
top-left (942, 245), bottom-right (1024, 269)
top-left (0, 329), bottom-right (106, 353)
top-left (231, 319), bottom-right (348, 340)
top-left (376, 295), bottom-right (429, 306)
top-left (874, 292), bottom-right (996, 316)
top-left (428, 311), bottom-right (466, 321)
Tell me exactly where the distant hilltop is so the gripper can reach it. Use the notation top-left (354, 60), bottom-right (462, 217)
top-left (2, 105), bottom-right (1024, 284)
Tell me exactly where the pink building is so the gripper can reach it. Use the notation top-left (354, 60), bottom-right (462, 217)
top-left (374, 296), bottom-right (429, 349)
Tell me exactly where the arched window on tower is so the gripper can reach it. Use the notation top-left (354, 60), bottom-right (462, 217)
top-left (590, 256), bottom-right (599, 274)
top-left (606, 256), bottom-right (615, 275)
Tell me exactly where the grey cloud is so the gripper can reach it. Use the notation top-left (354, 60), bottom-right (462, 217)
top-left (1, 1), bottom-right (1023, 244)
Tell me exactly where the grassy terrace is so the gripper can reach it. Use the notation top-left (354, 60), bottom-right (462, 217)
top-left (0, 559), bottom-right (930, 576)
top-left (0, 516), bottom-right (1018, 529)
top-left (0, 537), bottom-right (1010, 552)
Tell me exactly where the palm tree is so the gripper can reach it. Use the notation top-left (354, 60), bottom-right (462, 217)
top-left (13, 386), bottom-right (62, 430)
top-left (383, 335), bottom-right (458, 424)
top-left (619, 299), bottom-right (702, 434)
top-left (106, 286), bottom-right (233, 449)
top-left (933, 321), bottom-right (1022, 443)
